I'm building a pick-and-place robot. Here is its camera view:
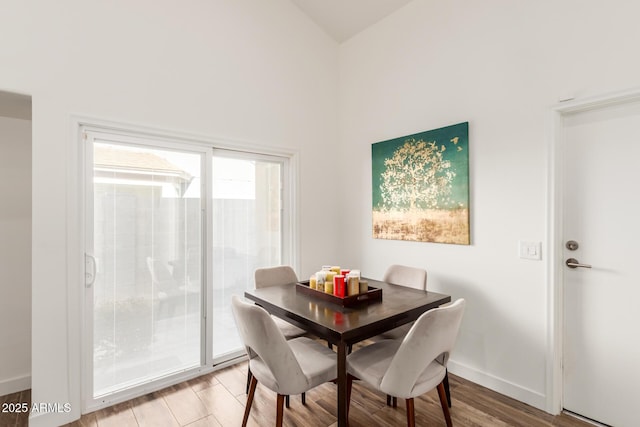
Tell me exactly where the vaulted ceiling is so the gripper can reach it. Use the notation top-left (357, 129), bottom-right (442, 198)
top-left (289, 0), bottom-right (413, 42)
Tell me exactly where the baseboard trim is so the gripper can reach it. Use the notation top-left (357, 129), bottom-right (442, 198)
top-left (0, 374), bottom-right (31, 397)
top-left (448, 360), bottom-right (547, 411)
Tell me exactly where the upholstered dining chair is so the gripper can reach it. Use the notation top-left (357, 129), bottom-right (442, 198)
top-left (248, 266), bottom-right (308, 406)
top-left (231, 295), bottom-right (337, 427)
top-left (369, 264), bottom-right (429, 406)
top-left (375, 264), bottom-right (428, 340)
top-left (254, 266), bottom-right (307, 339)
top-left (347, 299), bottom-right (465, 427)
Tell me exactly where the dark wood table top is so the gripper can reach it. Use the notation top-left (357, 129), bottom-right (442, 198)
top-left (244, 278), bottom-right (451, 346)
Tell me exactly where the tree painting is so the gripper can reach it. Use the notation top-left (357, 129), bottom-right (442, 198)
top-left (379, 139), bottom-right (456, 211)
top-left (372, 122), bottom-right (469, 244)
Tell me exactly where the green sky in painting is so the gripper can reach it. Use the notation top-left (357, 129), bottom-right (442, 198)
top-left (372, 122), bottom-right (469, 210)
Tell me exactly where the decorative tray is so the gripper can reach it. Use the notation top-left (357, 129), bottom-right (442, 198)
top-left (295, 280), bottom-right (382, 307)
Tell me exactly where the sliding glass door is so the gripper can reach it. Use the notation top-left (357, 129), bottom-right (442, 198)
top-left (84, 131), bottom-right (206, 406)
top-left (82, 126), bottom-right (292, 410)
top-left (211, 150), bottom-right (290, 362)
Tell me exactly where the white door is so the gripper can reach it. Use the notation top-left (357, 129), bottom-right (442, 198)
top-left (562, 97), bottom-right (640, 426)
top-left (83, 129), bottom-right (208, 410)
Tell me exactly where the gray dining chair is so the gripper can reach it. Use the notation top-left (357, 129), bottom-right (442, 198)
top-left (248, 266), bottom-right (307, 406)
top-left (374, 264), bottom-right (428, 340)
top-left (255, 266), bottom-right (307, 339)
top-left (347, 298), bottom-right (466, 427)
top-left (231, 295), bottom-right (337, 427)
top-left (369, 264), bottom-right (430, 406)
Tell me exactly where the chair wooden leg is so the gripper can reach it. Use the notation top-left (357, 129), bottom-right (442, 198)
top-left (242, 375), bottom-right (258, 427)
top-left (437, 381), bottom-right (453, 427)
top-left (393, 396), bottom-right (397, 407)
top-left (444, 369), bottom-right (452, 407)
top-left (246, 368), bottom-right (252, 394)
top-left (301, 392), bottom-right (306, 405)
top-left (285, 394), bottom-right (290, 408)
top-left (406, 398), bottom-right (415, 427)
top-left (276, 394), bottom-right (285, 427)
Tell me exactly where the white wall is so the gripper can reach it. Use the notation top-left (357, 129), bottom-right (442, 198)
top-left (6, 0), bottom-right (640, 423)
top-left (0, 116), bottom-right (31, 396)
top-left (0, 0), bottom-right (340, 425)
top-left (338, 0), bottom-right (640, 411)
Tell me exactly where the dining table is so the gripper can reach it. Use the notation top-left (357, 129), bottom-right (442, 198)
top-left (244, 278), bottom-right (452, 427)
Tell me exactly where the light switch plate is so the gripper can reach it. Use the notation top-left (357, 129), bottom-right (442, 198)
top-left (519, 241), bottom-right (541, 260)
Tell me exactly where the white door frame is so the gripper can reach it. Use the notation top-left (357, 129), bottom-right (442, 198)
top-left (70, 115), bottom-right (301, 413)
top-left (546, 86), bottom-right (640, 414)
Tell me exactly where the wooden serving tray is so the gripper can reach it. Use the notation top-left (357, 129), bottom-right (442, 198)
top-left (295, 280), bottom-right (382, 307)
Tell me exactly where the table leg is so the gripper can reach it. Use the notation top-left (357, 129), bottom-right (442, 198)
top-left (337, 341), bottom-right (348, 427)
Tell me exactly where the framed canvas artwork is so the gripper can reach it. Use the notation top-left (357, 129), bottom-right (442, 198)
top-left (372, 122), bottom-right (470, 244)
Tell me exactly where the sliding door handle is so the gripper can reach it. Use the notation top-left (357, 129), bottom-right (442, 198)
top-left (85, 253), bottom-right (97, 287)
top-left (566, 258), bottom-right (592, 269)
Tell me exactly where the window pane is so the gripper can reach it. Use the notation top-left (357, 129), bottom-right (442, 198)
top-left (211, 155), bottom-right (283, 359)
top-left (92, 142), bottom-right (202, 396)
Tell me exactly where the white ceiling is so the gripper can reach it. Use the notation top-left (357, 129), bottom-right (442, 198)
top-left (0, 91), bottom-right (31, 120)
top-left (290, 0), bottom-right (413, 43)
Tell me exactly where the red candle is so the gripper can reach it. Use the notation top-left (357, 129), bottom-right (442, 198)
top-left (334, 274), bottom-right (345, 298)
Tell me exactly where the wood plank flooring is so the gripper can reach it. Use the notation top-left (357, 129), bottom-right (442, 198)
top-left (0, 388), bottom-right (30, 427)
top-left (0, 362), bottom-right (595, 427)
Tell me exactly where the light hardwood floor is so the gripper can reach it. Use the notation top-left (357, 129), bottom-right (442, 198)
top-left (1, 361), bottom-right (594, 427)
